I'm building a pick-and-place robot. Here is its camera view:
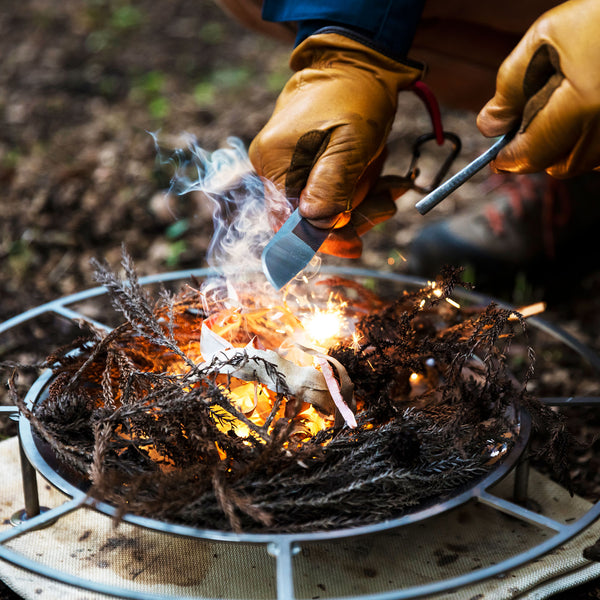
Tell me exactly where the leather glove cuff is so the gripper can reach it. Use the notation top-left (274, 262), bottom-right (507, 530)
top-left (290, 31), bottom-right (425, 96)
top-left (300, 24), bottom-right (426, 67)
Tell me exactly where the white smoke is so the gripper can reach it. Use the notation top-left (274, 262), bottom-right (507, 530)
top-left (161, 135), bottom-right (290, 302)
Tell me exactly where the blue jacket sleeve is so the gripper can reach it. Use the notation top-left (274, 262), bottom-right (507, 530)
top-left (261, 0), bottom-right (425, 60)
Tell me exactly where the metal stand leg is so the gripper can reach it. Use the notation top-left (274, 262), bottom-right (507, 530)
top-left (18, 430), bottom-right (40, 519)
top-left (513, 453), bottom-right (530, 505)
top-left (10, 422), bottom-right (55, 528)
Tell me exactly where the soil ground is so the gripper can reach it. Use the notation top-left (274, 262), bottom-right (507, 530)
top-left (1, 1), bottom-right (600, 598)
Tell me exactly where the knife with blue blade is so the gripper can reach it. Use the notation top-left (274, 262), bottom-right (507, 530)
top-left (261, 208), bottom-right (330, 290)
top-left (262, 131), bottom-right (517, 289)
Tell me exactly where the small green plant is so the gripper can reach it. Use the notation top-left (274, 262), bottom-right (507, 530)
top-left (165, 219), bottom-right (190, 240)
top-left (193, 82), bottom-right (216, 107)
top-left (131, 71), bottom-right (170, 120)
top-left (165, 240), bottom-right (188, 267)
top-left (109, 4), bottom-right (143, 30)
top-left (163, 219), bottom-right (190, 267)
top-left (460, 264), bottom-right (477, 286)
top-left (211, 66), bottom-right (252, 89)
top-left (193, 66), bottom-right (254, 108)
top-left (85, 29), bottom-right (113, 52)
top-left (84, 1), bottom-right (145, 53)
top-left (8, 238), bottom-right (35, 278)
top-left (136, 71), bottom-right (165, 96)
top-left (199, 22), bottom-right (225, 44)
top-left (512, 270), bottom-right (536, 305)
top-left (148, 97), bottom-right (169, 120)
top-left (2, 149), bottom-right (20, 169)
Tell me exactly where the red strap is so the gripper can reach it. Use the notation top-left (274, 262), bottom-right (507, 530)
top-left (412, 81), bottom-right (444, 146)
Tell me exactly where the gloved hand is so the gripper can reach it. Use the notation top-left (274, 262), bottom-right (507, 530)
top-left (250, 33), bottom-right (422, 257)
top-left (477, 0), bottom-right (600, 178)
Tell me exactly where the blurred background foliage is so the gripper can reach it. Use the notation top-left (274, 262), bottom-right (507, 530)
top-left (0, 0), bottom-right (291, 320)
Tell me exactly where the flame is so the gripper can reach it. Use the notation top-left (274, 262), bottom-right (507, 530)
top-left (212, 377), bottom-right (332, 443)
top-left (194, 295), bottom-right (350, 446)
top-left (214, 381), bottom-right (274, 439)
top-left (204, 291), bottom-right (355, 441)
top-left (147, 138), bottom-right (362, 456)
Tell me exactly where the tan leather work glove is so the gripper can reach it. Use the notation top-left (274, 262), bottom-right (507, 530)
top-left (477, 0), bottom-right (600, 178)
top-left (250, 33), bottom-right (422, 257)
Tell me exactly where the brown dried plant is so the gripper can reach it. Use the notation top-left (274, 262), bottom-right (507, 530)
top-left (17, 256), bottom-right (572, 532)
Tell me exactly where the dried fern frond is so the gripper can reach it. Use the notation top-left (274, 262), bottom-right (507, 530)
top-left (25, 258), bottom-right (571, 533)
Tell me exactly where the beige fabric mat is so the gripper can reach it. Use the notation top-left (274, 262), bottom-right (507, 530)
top-left (1, 435), bottom-right (600, 600)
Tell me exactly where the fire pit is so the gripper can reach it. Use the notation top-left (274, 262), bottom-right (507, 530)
top-left (2, 267), bottom-right (600, 600)
top-left (18, 260), bottom-right (534, 532)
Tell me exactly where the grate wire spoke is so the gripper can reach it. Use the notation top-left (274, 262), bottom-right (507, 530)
top-left (0, 497), bottom-right (84, 544)
top-left (268, 539), bottom-right (298, 600)
top-left (50, 305), bottom-right (112, 332)
top-left (477, 490), bottom-right (565, 532)
top-left (541, 396), bottom-right (600, 406)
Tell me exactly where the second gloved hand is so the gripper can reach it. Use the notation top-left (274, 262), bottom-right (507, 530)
top-left (477, 0), bottom-right (600, 178)
top-left (250, 32), bottom-right (422, 257)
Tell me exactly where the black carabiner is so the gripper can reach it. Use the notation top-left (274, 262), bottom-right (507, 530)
top-left (406, 132), bottom-right (462, 195)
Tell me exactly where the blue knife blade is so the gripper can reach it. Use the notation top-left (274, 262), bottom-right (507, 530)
top-left (261, 208), bottom-right (330, 290)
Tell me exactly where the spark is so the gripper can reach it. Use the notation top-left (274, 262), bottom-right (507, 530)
top-left (445, 298), bottom-right (460, 309)
top-left (301, 296), bottom-right (350, 348)
top-left (303, 308), bottom-right (345, 346)
top-left (388, 249), bottom-right (407, 263)
top-left (351, 331), bottom-right (363, 352)
top-left (509, 302), bottom-right (546, 320)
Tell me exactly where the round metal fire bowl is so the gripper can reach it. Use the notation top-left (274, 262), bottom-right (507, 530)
top-left (3, 266), bottom-right (600, 600)
top-left (17, 266), bottom-right (531, 541)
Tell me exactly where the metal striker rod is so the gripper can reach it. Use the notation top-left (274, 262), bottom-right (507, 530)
top-left (415, 131), bottom-right (515, 215)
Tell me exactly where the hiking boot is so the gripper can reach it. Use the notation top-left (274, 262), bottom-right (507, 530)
top-left (408, 172), bottom-right (600, 289)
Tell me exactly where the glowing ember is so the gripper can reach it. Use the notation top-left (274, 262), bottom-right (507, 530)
top-left (445, 297), bottom-right (461, 309)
